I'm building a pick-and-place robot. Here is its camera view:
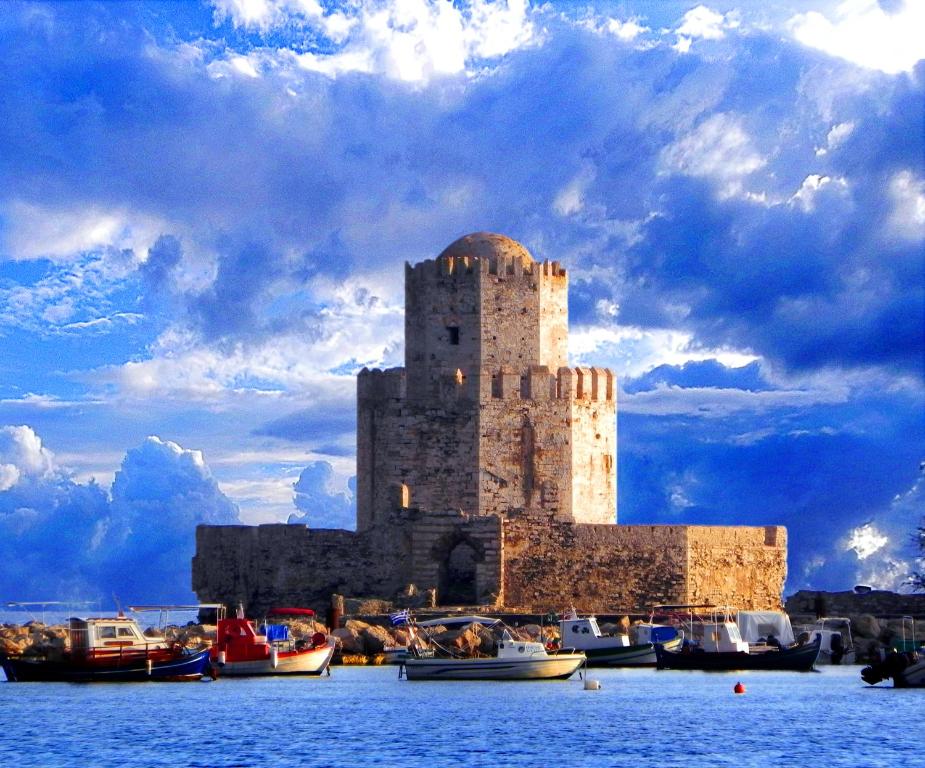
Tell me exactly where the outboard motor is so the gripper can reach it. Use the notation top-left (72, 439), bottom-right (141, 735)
top-left (831, 632), bottom-right (844, 665)
top-left (861, 651), bottom-right (909, 686)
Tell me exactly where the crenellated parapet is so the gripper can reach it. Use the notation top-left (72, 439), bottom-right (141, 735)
top-left (480, 365), bottom-right (616, 402)
top-left (357, 367), bottom-right (406, 404)
top-left (404, 252), bottom-right (566, 283)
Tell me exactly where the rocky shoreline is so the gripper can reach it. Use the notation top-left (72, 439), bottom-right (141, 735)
top-left (2, 612), bottom-right (922, 666)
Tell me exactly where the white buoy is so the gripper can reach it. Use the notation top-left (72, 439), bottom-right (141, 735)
top-left (146, 659), bottom-right (153, 676)
top-left (270, 646), bottom-right (279, 669)
top-left (584, 679), bottom-right (601, 690)
top-left (217, 651), bottom-right (226, 666)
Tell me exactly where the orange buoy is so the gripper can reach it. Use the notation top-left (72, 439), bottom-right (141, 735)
top-left (734, 681), bottom-right (746, 694)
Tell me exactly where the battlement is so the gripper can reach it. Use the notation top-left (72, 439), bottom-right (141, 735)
top-left (486, 365), bottom-right (615, 402)
top-left (357, 367), bottom-right (406, 402)
top-left (405, 255), bottom-right (566, 283)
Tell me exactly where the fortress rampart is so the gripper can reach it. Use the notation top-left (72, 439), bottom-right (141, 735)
top-left (194, 232), bottom-right (787, 615)
top-left (194, 518), bottom-right (787, 615)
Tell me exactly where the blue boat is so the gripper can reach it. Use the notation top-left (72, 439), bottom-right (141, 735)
top-left (1, 615), bottom-right (213, 682)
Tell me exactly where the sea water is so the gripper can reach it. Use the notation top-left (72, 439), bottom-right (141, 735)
top-left (0, 666), bottom-right (921, 767)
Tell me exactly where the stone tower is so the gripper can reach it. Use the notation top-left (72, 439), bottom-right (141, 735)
top-left (356, 232), bottom-right (617, 531)
top-left (195, 233), bottom-right (787, 614)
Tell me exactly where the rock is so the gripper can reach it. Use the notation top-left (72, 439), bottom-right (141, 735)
top-left (360, 625), bottom-right (393, 654)
top-left (332, 627), bottom-right (364, 654)
top-left (475, 625), bottom-right (497, 655)
top-left (392, 628), bottom-right (410, 646)
top-left (450, 627), bottom-right (482, 656)
top-left (854, 614), bottom-right (880, 639)
top-left (344, 619), bottom-right (371, 634)
top-left (519, 624), bottom-right (542, 640)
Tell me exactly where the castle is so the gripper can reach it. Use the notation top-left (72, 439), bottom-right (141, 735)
top-left (193, 233), bottom-right (787, 614)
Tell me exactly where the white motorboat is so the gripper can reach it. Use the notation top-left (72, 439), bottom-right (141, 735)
top-left (558, 608), bottom-right (682, 666)
top-left (804, 617), bottom-right (856, 665)
top-left (400, 629), bottom-right (585, 681)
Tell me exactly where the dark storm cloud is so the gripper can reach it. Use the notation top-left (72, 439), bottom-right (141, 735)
top-left (0, 428), bottom-right (240, 603)
top-left (253, 409), bottom-right (356, 443)
top-left (1, 2), bottom-right (922, 596)
top-left (139, 235), bottom-right (182, 295)
top-left (3, 6), bottom-right (921, 376)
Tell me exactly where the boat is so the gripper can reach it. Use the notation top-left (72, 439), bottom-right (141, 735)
top-left (861, 651), bottom-right (925, 688)
top-left (1, 613), bottom-right (211, 682)
top-left (654, 606), bottom-right (822, 672)
top-left (736, 610), bottom-right (796, 648)
top-left (558, 608), bottom-right (682, 666)
top-left (398, 614), bottom-right (585, 681)
top-left (861, 617), bottom-right (925, 688)
top-left (211, 606), bottom-right (334, 676)
top-left (401, 629), bottom-right (585, 680)
top-left (796, 616), bottom-right (856, 664)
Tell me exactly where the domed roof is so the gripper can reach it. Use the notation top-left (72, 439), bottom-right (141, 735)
top-left (438, 232), bottom-right (534, 268)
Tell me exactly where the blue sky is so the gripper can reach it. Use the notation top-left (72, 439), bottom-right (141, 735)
top-left (0, 0), bottom-right (922, 603)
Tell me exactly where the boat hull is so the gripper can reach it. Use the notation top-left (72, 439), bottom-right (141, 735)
top-left (582, 637), bottom-right (682, 667)
top-left (655, 638), bottom-right (822, 672)
top-left (861, 653), bottom-right (925, 688)
top-left (1, 648), bottom-right (212, 682)
top-left (213, 644), bottom-right (334, 676)
top-left (402, 653), bottom-right (585, 681)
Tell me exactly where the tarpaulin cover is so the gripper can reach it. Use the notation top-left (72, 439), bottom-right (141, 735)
top-left (267, 608), bottom-right (315, 617)
top-left (650, 625), bottom-right (680, 643)
top-left (264, 624), bottom-right (289, 642)
top-left (737, 611), bottom-right (795, 645)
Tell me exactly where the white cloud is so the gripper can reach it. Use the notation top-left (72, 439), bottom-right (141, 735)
top-left (887, 170), bottom-right (925, 241)
top-left (660, 113), bottom-right (766, 198)
top-left (790, 173), bottom-right (849, 212)
top-left (99, 271), bottom-right (404, 403)
top-left (3, 201), bottom-right (166, 264)
top-left (212, 0), bottom-right (354, 40)
top-left (213, 0), bottom-right (535, 84)
top-left (570, 324), bottom-right (758, 378)
top-left (553, 165), bottom-right (595, 216)
top-left (845, 522), bottom-right (888, 559)
top-left (815, 121), bottom-right (855, 156)
top-left (790, 0), bottom-right (925, 75)
top-left (674, 5), bottom-right (738, 53)
top-left (620, 382), bottom-right (850, 417)
top-left (0, 425), bottom-right (57, 486)
top-left (219, 475), bottom-right (298, 524)
top-left (605, 17), bottom-right (648, 42)
top-left (0, 464), bottom-right (20, 492)
top-left (0, 248), bottom-right (143, 334)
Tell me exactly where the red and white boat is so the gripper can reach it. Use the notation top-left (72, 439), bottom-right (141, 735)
top-left (211, 607), bottom-right (334, 676)
top-left (2, 612), bottom-right (211, 682)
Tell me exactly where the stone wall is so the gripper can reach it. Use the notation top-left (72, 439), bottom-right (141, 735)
top-left (785, 590), bottom-right (925, 619)
top-left (192, 520), bottom-right (414, 616)
top-left (501, 516), bottom-right (786, 613)
top-left (502, 516), bottom-right (686, 612)
top-left (193, 515), bottom-right (787, 614)
top-left (686, 526), bottom-right (787, 610)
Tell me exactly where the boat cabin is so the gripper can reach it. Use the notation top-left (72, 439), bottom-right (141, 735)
top-left (216, 617), bottom-right (272, 662)
top-left (559, 613), bottom-right (630, 650)
top-left (69, 616), bottom-right (167, 654)
top-left (699, 621), bottom-right (749, 653)
top-left (496, 630), bottom-right (548, 658)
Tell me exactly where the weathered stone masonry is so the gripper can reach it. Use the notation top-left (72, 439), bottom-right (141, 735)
top-left (193, 232), bottom-right (787, 615)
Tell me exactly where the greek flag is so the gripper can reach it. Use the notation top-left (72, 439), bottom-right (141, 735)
top-left (390, 609), bottom-right (410, 626)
